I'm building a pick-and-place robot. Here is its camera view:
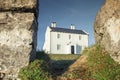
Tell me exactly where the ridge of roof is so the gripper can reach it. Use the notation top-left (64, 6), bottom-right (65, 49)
top-left (49, 27), bottom-right (88, 35)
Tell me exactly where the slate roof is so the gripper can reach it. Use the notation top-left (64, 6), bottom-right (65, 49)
top-left (50, 27), bottom-right (88, 35)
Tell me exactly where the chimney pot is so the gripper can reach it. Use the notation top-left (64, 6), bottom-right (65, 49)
top-left (70, 24), bottom-right (75, 30)
top-left (51, 22), bottom-right (56, 27)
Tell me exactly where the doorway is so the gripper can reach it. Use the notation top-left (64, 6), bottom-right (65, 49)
top-left (71, 45), bottom-right (74, 54)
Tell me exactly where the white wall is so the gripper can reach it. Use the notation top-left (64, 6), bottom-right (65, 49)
top-left (43, 27), bottom-right (51, 53)
top-left (50, 31), bottom-right (88, 54)
top-left (43, 26), bottom-right (88, 54)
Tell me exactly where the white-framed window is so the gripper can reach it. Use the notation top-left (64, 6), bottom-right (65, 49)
top-left (57, 44), bottom-right (61, 50)
top-left (69, 35), bottom-right (71, 39)
top-left (57, 34), bottom-right (60, 39)
top-left (79, 35), bottom-right (81, 40)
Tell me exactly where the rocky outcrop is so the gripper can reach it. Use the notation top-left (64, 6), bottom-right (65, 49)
top-left (0, 0), bottom-right (38, 80)
top-left (94, 0), bottom-right (120, 63)
top-left (0, 0), bottom-right (36, 9)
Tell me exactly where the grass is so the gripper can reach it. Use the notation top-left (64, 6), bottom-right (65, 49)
top-left (19, 45), bottom-right (120, 80)
top-left (63, 45), bottom-right (120, 80)
top-left (18, 52), bottom-right (80, 80)
top-left (86, 45), bottom-right (120, 80)
top-left (49, 54), bottom-right (80, 79)
top-left (18, 51), bottom-right (50, 80)
top-left (49, 54), bottom-right (80, 60)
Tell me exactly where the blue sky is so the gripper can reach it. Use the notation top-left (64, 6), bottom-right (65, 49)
top-left (37, 0), bottom-right (105, 50)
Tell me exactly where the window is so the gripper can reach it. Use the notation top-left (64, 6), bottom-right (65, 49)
top-left (57, 44), bottom-right (61, 50)
top-left (79, 35), bottom-right (81, 40)
top-left (69, 35), bottom-right (71, 39)
top-left (57, 34), bottom-right (60, 38)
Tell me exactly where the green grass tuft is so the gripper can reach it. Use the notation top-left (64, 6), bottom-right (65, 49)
top-left (62, 45), bottom-right (120, 80)
top-left (85, 45), bottom-right (120, 80)
top-left (18, 51), bottom-right (50, 80)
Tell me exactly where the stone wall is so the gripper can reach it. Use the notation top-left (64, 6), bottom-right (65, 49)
top-left (94, 0), bottom-right (120, 63)
top-left (0, 0), bottom-right (38, 79)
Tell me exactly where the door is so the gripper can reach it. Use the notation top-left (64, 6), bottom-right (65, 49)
top-left (71, 46), bottom-right (74, 54)
top-left (76, 45), bottom-right (82, 54)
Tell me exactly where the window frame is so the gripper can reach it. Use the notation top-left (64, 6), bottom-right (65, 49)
top-left (57, 44), bottom-right (61, 50)
top-left (69, 35), bottom-right (71, 39)
top-left (57, 33), bottom-right (60, 39)
top-left (79, 35), bottom-right (81, 40)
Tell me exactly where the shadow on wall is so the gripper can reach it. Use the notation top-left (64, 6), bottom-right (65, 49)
top-left (29, 17), bottom-right (38, 62)
top-left (29, 0), bottom-right (39, 62)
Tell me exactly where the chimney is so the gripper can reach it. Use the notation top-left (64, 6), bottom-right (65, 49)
top-left (70, 24), bottom-right (75, 30)
top-left (51, 22), bottom-right (56, 27)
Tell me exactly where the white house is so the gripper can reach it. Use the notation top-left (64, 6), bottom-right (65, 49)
top-left (43, 22), bottom-right (89, 54)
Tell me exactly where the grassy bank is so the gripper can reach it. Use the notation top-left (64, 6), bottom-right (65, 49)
top-left (49, 54), bottom-right (80, 60)
top-left (18, 52), bottom-right (79, 80)
top-left (18, 51), bottom-right (50, 80)
top-left (18, 45), bottom-right (120, 80)
top-left (49, 54), bottom-right (80, 79)
top-left (86, 45), bottom-right (120, 80)
top-left (63, 45), bottom-right (120, 80)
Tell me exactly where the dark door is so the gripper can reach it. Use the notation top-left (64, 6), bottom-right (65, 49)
top-left (71, 46), bottom-right (74, 54)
